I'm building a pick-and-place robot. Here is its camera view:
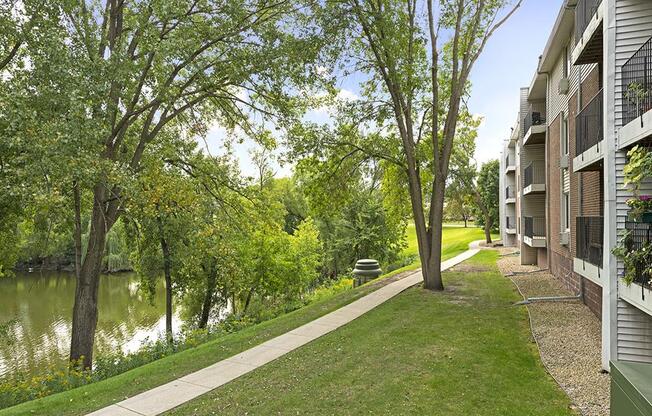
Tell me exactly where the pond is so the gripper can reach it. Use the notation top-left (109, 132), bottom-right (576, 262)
top-left (0, 271), bottom-right (181, 380)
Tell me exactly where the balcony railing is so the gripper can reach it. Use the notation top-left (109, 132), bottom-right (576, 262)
top-left (522, 108), bottom-right (546, 138)
top-left (575, 0), bottom-right (601, 45)
top-left (506, 216), bottom-right (515, 229)
top-left (505, 185), bottom-right (515, 200)
top-left (524, 216), bottom-right (546, 239)
top-left (622, 36), bottom-right (652, 126)
top-left (576, 216), bottom-right (603, 267)
top-left (623, 221), bottom-right (652, 294)
top-left (523, 161), bottom-right (545, 188)
top-left (576, 89), bottom-right (604, 155)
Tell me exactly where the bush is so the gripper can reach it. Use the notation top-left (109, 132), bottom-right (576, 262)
top-left (0, 362), bottom-right (91, 409)
top-left (306, 277), bottom-right (354, 303)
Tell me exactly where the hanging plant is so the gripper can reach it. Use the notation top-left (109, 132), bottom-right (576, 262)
top-left (613, 145), bottom-right (652, 286)
top-left (613, 230), bottom-right (652, 286)
top-left (623, 146), bottom-right (652, 221)
top-left (625, 82), bottom-right (649, 120)
top-left (626, 195), bottom-right (652, 222)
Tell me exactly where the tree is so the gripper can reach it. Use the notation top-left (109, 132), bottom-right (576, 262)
top-left (474, 159), bottom-right (499, 243)
top-left (445, 186), bottom-right (474, 227)
top-left (4, 0), bottom-right (336, 368)
top-left (0, 1), bottom-right (61, 276)
top-left (128, 153), bottom-right (199, 341)
top-left (298, 0), bottom-right (521, 290)
top-left (292, 145), bottom-right (407, 279)
top-left (446, 112), bottom-right (482, 228)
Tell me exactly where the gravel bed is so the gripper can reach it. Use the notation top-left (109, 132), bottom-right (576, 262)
top-left (497, 249), bottom-right (610, 416)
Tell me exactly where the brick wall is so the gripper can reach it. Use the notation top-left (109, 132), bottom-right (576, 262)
top-left (550, 250), bottom-right (577, 293)
top-left (568, 92), bottom-right (580, 258)
top-left (546, 65), bottom-right (603, 321)
top-left (576, 65), bottom-right (603, 219)
top-left (549, 251), bottom-right (602, 319)
top-left (583, 278), bottom-right (602, 319)
top-left (547, 114), bottom-right (571, 257)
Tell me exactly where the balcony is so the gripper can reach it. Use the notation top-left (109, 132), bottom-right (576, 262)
top-left (618, 221), bottom-right (652, 316)
top-left (574, 89), bottom-right (604, 172)
top-left (505, 186), bottom-right (516, 204)
top-left (505, 216), bottom-right (516, 234)
top-left (522, 161), bottom-right (545, 195)
top-left (523, 216), bottom-right (546, 248)
top-left (619, 36), bottom-right (652, 150)
top-left (509, 121), bottom-right (520, 148)
top-left (572, 0), bottom-right (603, 66)
top-left (574, 216), bottom-right (604, 286)
top-left (522, 109), bottom-right (546, 146)
top-left (505, 154), bottom-right (515, 173)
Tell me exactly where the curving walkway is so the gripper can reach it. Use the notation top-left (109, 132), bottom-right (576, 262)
top-left (88, 245), bottom-right (481, 416)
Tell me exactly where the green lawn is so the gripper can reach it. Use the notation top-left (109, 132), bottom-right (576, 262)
top-left (403, 222), bottom-right (495, 260)
top-left (167, 251), bottom-right (575, 416)
top-left (2, 227), bottom-right (487, 416)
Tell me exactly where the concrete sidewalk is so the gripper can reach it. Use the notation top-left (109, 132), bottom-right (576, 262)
top-left (89, 246), bottom-right (480, 416)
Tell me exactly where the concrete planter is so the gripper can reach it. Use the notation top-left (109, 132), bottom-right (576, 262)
top-left (353, 259), bottom-right (382, 286)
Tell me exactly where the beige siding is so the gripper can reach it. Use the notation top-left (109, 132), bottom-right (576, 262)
top-left (548, 35), bottom-right (598, 122)
top-left (617, 300), bottom-right (652, 363)
top-left (614, 1), bottom-right (652, 130)
top-left (614, 0), bottom-right (652, 363)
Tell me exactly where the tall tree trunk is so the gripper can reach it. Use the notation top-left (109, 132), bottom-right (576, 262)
top-left (423, 182), bottom-right (445, 291)
top-left (199, 269), bottom-right (217, 329)
top-left (157, 216), bottom-right (173, 341)
top-left (243, 288), bottom-right (255, 315)
top-left (484, 219), bottom-right (492, 244)
top-left (463, 216), bottom-right (467, 228)
top-left (473, 190), bottom-right (492, 244)
top-left (70, 187), bottom-right (111, 369)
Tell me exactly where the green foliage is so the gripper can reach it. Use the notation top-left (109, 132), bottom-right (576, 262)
top-left (613, 230), bottom-right (652, 287)
top-left (613, 146), bottom-right (652, 286)
top-left (104, 222), bottom-right (132, 273)
top-left (0, 360), bottom-right (91, 409)
top-left (0, 227), bottom-right (487, 415)
top-left (623, 145), bottom-right (652, 194)
top-left (306, 277), bottom-right (355, 304)
top-left (474, 159), bottom-right (500, 230)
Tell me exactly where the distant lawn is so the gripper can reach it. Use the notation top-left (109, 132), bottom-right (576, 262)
top-left (403, 223), bottom-right (496, 260)
top-left (1, 228), bottom-right (488, 416)
top-left (167, 251), bottom-right (575, 416)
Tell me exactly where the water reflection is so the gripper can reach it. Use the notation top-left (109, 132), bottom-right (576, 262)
top-left (0, 271), bottom-right (179, 380)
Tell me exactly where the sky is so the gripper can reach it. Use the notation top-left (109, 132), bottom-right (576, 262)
top-left (468, 0), bottom-right (562, 165)
top-left (202, 0), bottom-right (563, 178)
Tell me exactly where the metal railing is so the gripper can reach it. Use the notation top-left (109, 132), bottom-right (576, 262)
top-left (522, 108), bottom-right (546, 138)
top-left (523, 161), bottom-right (545, 188)
top-left (524, 216), bottom-right (546, 238)
top-left (576, 216), bottom-right (603, 267)
top-left (576, 89), bottom-right (604, 155)
top-left (622, 36), bottom-right (652, 126)
top-left (505, 185), bottom-right (514, 200)
top-left (506, 216), bottom-right (515, 229)
top-left (575, 0), bottom-right (601, 45)
top-left (623, 221), bottom-right (652, 294)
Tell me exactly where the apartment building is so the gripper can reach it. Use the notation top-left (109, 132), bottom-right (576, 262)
top-left (499, 0), bottom-right (652, 411)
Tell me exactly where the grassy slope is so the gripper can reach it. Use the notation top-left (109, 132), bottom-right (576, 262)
top-left (403, 223), bottom-right (492, 260)
top-left (167, 251), bottom-right (575, 416)
top-left (2, 226), bottom-right (485, 416)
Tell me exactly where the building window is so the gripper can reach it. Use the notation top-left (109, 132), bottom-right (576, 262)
top-left (562, 191), bottom-right (570, 231)
top-left (561, 112), bottom-right (569, 156)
